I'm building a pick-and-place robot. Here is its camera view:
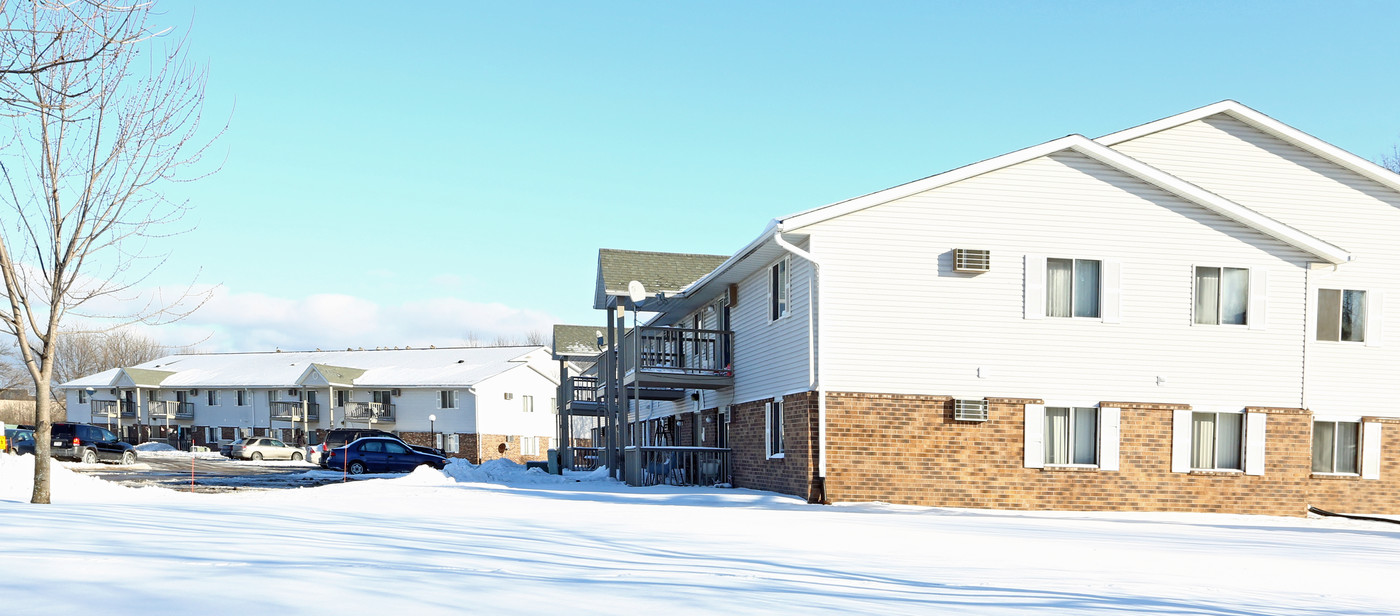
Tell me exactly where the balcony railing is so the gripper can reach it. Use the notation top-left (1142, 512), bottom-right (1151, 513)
top-left (626, 446), bottom-right (730, 487)
top-left (568, 376), bottom-right (600, 403)
top-left (345, 402), bottom-right (395, 423)
top-left (147, 401), bottom-right (194, 420)
top-left (568, 446), bottom-right (603, 471)
top-left (90, 400), bottom-right (123, 419)
top-left (270, 401), bottom-right (320, 422)
top-left (627, 326), bottom-right (733, 376)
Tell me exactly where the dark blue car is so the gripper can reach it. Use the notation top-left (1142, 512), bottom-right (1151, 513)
top-left (323, 436), bottom-right (447, 475)
top-left (5, 428), bottom-right (35, 455)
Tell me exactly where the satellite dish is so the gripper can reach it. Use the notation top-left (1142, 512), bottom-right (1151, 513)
top-left (627, 280), bottom-right (647, 304)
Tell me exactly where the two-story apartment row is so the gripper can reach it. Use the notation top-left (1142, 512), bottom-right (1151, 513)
top-left (574, 100), bottom-right (1400, 516)
top-left (57, 346), bottom-right (560, 463)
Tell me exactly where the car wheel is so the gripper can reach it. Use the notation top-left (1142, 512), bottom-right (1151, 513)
top-left (121, 450), bottom-right (135, 465)
top-left (291, 452), bottom-right (303, 461)
top-left (251, 452), bottom-right (263, 461)
top-left (81, 449), bottom-right (97, 465)
top-left (348, 460), bottom-right (367, 475)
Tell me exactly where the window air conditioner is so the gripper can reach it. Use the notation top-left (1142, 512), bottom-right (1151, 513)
top-left (504, 393), bottom-right (514, 400)
top-left (189, 389), bottom-right (199, 395)
top-left (954, 249), bottom-right (991, 273)
top-left (953, 398), bottom-right (989, 422)
top-left (392, 389), bottom-right (401, 396)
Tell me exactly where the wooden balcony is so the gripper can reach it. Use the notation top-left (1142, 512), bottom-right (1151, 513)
top-left (622, 326), bottom-right (734, 390)
top-left (147, 401), bottom-right (194, 420)
top-left (564, 376), bottom-right (605, 416)
top-left (345, 402), bottom-right (395, 423)
top-left (270, 401), bottom-right (320, 422)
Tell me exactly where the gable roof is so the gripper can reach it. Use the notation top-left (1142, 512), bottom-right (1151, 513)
top-left (593, 249), bottom-right (729, 309)
top-left (1095, 100), bottom-right (1400, 195)
top-left (552, 324), bottom-right (605, 359)
top-left (775, 133), bottom-right (1349, 264)
top-left (57, 346), bottom-right (551, 390)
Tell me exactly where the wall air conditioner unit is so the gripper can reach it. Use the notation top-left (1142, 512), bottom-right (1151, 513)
top-left (109, 388), bottom-right (117, 395)
top-left (953, 398), bottom-right (989, 422)
top-left (953, 249), bottom-right (991, 273)
top-left (504, 393), bottom-right (514, 400)
top-left (189, 389), bottom-right (199, 395)
top-left (392, 389), bottom-right (401, 396)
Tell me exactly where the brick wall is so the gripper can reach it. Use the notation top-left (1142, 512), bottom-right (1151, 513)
top-left (676, 409), bottom-right (720, 448)
top-left (819, 392), bottom-right (1400, 517)
top-left (1306, 417), bottom-right (1400, 514)
top-left (476, 433), bottom-right (548, 464)
top-left (730, 393), bottom-right (819, 501)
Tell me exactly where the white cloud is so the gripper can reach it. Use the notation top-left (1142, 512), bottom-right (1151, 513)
top-left (123, 286), bottom-right (560, 353)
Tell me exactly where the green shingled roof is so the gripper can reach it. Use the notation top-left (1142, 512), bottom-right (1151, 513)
top-left (121, 368), bottom-right (176, 388)
top-left (309, 363), bottom-right (366, 386)
top-left (593, 249), bottom-right (729, 309)
top-left (552, 324), bottom-right (605, 358)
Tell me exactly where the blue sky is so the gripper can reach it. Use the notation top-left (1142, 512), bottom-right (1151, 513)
top-left (135, 1), bottom-right (1400, 351)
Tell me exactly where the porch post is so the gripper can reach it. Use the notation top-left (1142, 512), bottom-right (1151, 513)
top-left (604, 304), bottom-right (617, 477)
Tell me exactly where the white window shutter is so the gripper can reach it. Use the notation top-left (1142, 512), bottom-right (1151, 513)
top-left (1024, 403), bottom-right (1045, 469)
top-left (1024, 255), bottom-right (1046, 320)
top-left (1247, 268), bottom-right (1268, 330)
top-left (1366, 291), bottom-right (1384, 347)
top-left (1244, 412), bottom-right (1267, 476)
top-left (1362, 421), bottom-right (1383, 480)
top-left (1101, 259), bottom-right (1121, 324)
top-left (1171, 409), bottom-right (1193, 473)
top-left (1099, 407), bottom-right (1121, 471)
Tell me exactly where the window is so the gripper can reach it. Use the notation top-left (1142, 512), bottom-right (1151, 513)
top-left (522, 395), bottom-right (534, 413)
top-left (439, 390), bottom-right (455, 409)
top-left (207, 390), bottom-right (219, 406)
top-left (1195, 267), bottom-right (1248, 325)
top-left (1317, 289), bottom-right (1366, 342)
top-left (1191, 412), bottom-right (1243, 470)
top-left (1044, 407), bottom-right (1098, 465)
top-left (384, 441), bottom-right (408, 455)
top-left (770, 258), bottom-right (790, 321)
top-left (335, 390), bottom-right (348, 407)
top-left (522, 436), bottom-right (540, 456)
top-left (77, 390), bottom-right (88, 403)
top-left (1312, 421), bottom-right (1360, 474)
top-left (236, 390), bottom-right (247, 407)
top-left (1046, 258), bottom-right (1100, 318)
top-left (765, 400), bottom-right (785, 458)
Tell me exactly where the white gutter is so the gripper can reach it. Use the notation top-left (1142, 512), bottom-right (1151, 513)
top-left (771, 230), bottom-right (828, 490)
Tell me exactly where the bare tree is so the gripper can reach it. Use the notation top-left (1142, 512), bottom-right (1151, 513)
top-left (0, 2), bottom-right (215, 504)
top-left (49, 327), bottom-right (166, 386)
top-left (1382, 145), bottom-right (1400, 174)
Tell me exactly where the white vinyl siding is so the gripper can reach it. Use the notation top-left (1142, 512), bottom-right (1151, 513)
top-left (808, 151), bottom-right (1311, 406)
top-left (1111, 115), bottom-right (1400, 416)
top-left (731, 244), bottom-right (813, 404)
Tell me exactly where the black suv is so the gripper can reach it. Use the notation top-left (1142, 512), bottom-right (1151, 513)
top-left (49, 423), bottom-right (138, 465)
top-left (315, 428), bottom-right (444, 466)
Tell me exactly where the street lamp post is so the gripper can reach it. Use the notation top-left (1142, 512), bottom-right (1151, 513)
top-left (429, 414), bottom-right (437, 450)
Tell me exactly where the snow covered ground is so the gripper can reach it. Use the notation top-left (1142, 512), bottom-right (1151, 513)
top-left (2, 453), bottom-right (1398, 615)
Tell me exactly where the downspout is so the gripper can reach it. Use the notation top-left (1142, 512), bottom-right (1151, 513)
top-left (772, 231), bottom-right (828, 504)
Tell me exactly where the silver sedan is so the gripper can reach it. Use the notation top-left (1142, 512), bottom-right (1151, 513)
top-left (229, 437), bottom-right (304, 461)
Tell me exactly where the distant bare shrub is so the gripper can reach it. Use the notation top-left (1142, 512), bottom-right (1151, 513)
top-left (0, 400), bottom-right (63, 427)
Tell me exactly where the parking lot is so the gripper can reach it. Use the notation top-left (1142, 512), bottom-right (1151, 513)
top-left (70, 454), bottom-right (353, 493)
